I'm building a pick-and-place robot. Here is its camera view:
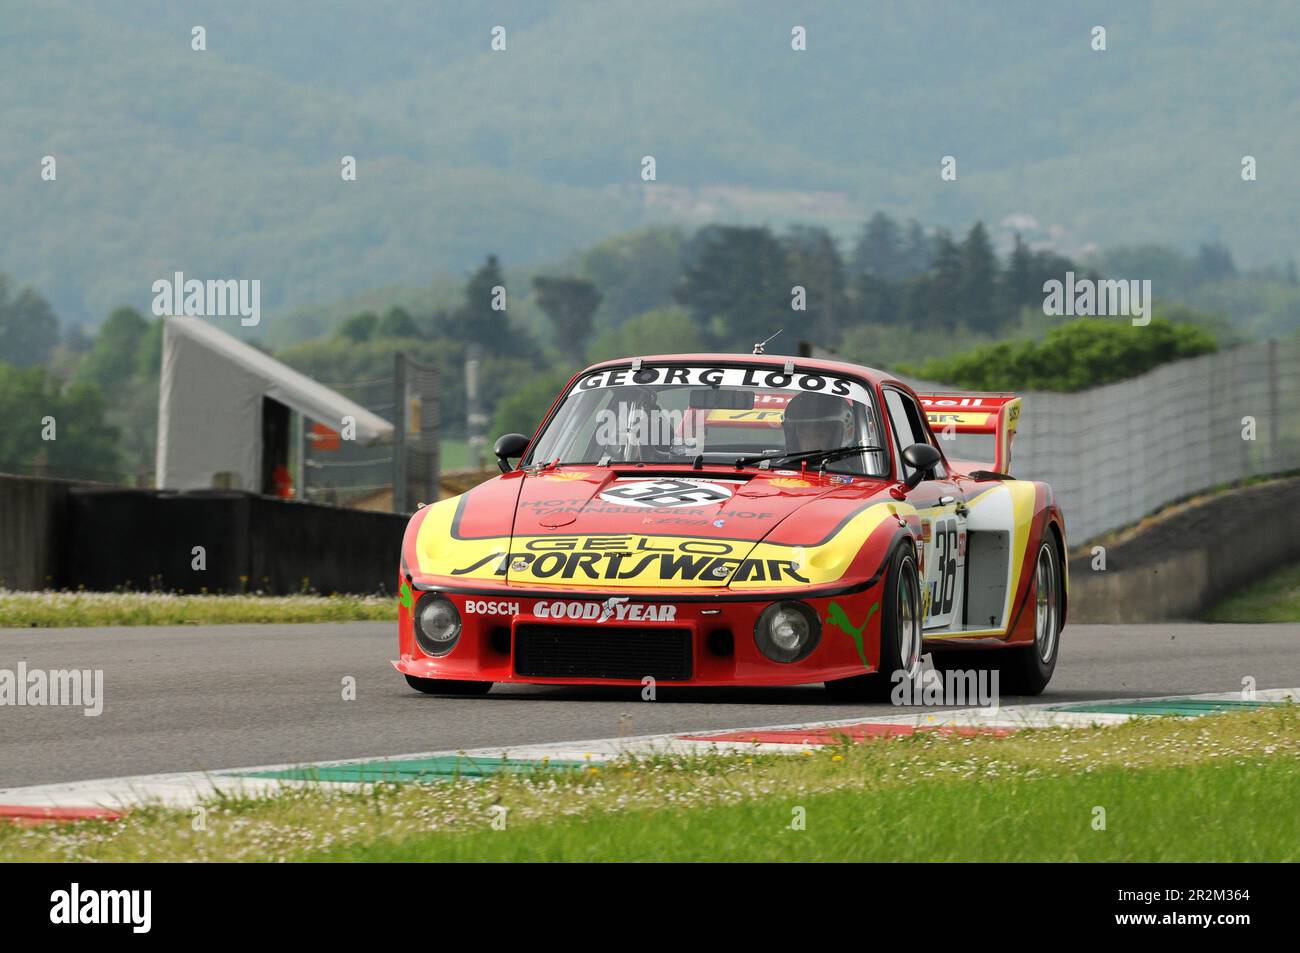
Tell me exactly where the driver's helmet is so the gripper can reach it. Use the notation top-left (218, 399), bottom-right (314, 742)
top-left (782, 391), bottom-right (852, 452)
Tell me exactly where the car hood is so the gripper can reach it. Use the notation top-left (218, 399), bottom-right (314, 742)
top-left (412, 465), bottom-right (898, 590)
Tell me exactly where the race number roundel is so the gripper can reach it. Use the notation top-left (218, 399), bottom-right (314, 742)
top-left (599, 478), bottom-right (734, 509)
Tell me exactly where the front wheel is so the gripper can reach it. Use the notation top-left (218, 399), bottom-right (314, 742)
top-left (404, 674), bottom-right (493, 696)
top-left (825, 545), bottom-right (923, 702)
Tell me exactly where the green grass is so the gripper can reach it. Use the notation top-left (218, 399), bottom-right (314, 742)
top-left (1203, 562), bottom-right (1300, 622)
top-left (0, 590), bottom-right (396, 628)
top-left (3, 706), bottom-right (1297, 862)
top-left (323, 758), bottom-right (1300, 862)
top-left (440, 438), bottom-right (472, 471)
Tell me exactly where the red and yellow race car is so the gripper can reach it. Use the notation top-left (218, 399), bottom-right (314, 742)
top-left (394, 353), bottom-right (1066, 700)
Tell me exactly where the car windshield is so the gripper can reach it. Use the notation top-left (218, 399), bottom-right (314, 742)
top-left (525, 364), bottom-right (890, 476)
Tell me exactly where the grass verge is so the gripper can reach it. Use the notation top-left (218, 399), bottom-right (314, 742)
top-left (0, 589), bottom-right (396, 627)
top-left (2, 706), bottom-right (1297, 862)
top-left (327, 758), bottom-right (1300, 862)
top-left (1202, 562), bottom-right (1300, 622)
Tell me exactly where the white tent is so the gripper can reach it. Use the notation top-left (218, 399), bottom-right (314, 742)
top-left (156, 316), bottom-right (394, 491)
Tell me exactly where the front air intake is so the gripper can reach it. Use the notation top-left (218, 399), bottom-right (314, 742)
top-left (514, 625), bottom-right (692, 681)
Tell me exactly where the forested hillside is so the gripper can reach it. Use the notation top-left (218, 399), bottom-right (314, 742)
top-left (3, 0), bottom-right (1298, 329)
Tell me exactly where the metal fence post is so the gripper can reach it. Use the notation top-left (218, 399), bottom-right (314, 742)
top-left (393, 353), bottom-right (408, 513)
top-left (420, 361), bottom-right (440, 504)
top-left (466, 346), bottom-right (486, 470)
top-left (1268, 338), bottom-right (1279, 470)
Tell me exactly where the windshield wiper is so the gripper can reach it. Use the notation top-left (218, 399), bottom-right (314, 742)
top-left (691, 449), bottom-right (783, 470)
top-left (761, 444), bottom-right (885, 470)
top-left (688, 445), bottom-right (883, 471)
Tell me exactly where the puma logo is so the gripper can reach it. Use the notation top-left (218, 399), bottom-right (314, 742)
top-left (826, 600), bottom-right (879, 671)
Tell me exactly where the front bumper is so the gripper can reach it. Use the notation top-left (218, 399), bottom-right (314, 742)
top-left (393, 582), bottom-right (886, 687)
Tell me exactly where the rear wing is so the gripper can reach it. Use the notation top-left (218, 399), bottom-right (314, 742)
top-left (916, 393), bottom-right (1021, 475)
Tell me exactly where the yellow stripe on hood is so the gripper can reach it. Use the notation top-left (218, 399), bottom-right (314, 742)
top-left (414, 496), bottom-right (905, 589)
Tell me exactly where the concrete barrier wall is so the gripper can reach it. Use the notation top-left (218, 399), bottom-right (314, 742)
top-left (0, 475), bottom-right (88, 591)
top-left (244, 494), bottom-right (407, 594)
top-left (63, 488), bottom-right (408, 595)
top-left (1, 481), bottom-right (407, 596)
top-left (1067, 476), bottom-right (1300, 621)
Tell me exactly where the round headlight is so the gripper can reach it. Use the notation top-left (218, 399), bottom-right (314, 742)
top-left (415, 595), bottom-right (462, 657)
top-left (754, 601), bottom-right (821, 663)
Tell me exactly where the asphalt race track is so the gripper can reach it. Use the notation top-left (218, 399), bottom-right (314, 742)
top-left (2, 622), bottom-right (1298, 788)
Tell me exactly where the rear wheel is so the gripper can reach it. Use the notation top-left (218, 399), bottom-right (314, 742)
top-left (403, 674), bottom-right (493, 696)
top-left (825, 545), bottom-right (923, 702)
top-left (965, 537), bottom-right (1061, 696)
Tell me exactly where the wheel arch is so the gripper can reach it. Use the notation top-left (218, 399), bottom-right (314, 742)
top-left (1044, 517), bottom-right (1067, 625)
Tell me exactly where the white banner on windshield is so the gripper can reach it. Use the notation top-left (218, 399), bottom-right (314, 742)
top-left (575, 365), bottom-right (872, 406)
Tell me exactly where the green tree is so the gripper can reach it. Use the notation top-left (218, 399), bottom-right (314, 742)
top-left (376, 306), bottom-right (419, 338)
top-left (490, 372), bottom-right (571, 441)
top-left (136, 319), bottom-right (164, 378)
top-left (674, 226), bottom-right (790, 351)
top-left (899, 220), bottom-right (935, 278)
top-left (532, 276), bottom-right (601, 361)
top-left (73, 306), bottom-right (162, 478)
top-left (837, 319), bottom-right (987, 371)
top-left (0, 363), bottom-right (119, 476)
top-left (1002, 233), bottom-right (1038, 314)
top-left (460, 255), bottom-right (507, 350)
top-left (586, 307), bottom-right (705, 363)
top-left (0, 275), bottom-right (60, 367)
top-left (851, 271), bottom-right (899, 326)
top-left (75, 306), bottom-right (150, 396)
top-left (850, 212), bottom-right (903, 280)
top-left (1195, 242), bottom-right (1237, 282)
top-left (579, 226), bottom-right (686, 332)
top-left (63, 323), bottom-right (92, 354)
top-left (1085, 245), bottom-right (1198, 296)
top-left (958, 222), bottom-right (1000, 332)
top-left (905, 229), bottom-right (962, 329)
top-left (337, 311), bottom-right (380, 342)
top-left (451, 255), bottom-right (539, 360)
top-left (783, 226), bottom-right (849, 350)
top-left (126, 317), bottom-right (164, 478)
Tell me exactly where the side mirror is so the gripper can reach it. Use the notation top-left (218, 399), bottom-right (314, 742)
top-left (901, 442), bottom-right (941, 489)
top-left (493, 433), bottom-right (530, 473)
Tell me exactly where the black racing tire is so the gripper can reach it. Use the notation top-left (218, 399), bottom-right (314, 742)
top-left (934, 536), bottom-right (1063, 697)
top-left (403, 674), bottom-right (493, 696)
top-left (996, 536), bottom-right (1063, 695)
top-left (825, 544), bottom-right (924, 703)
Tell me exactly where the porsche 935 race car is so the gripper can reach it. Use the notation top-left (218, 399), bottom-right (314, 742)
top-left (394, 354), bottom-right (1066, 700)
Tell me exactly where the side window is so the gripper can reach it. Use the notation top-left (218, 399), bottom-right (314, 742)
top-left (884, 389), bottom-right (919, 477)
top-left (884, 388), bottom-right (943, 480)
